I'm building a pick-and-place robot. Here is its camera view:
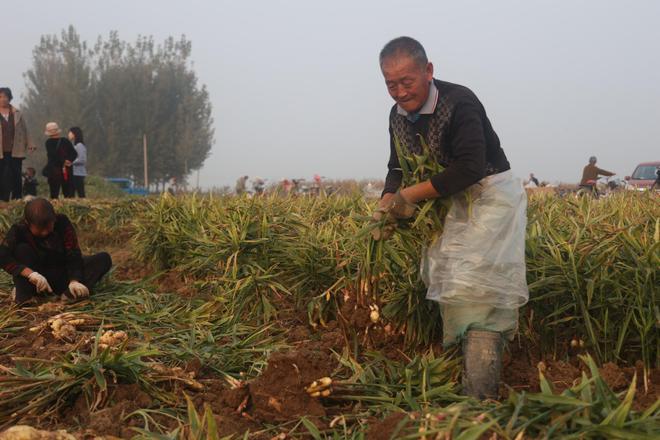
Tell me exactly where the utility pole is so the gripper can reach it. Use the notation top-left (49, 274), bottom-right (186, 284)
top-left (184, 159), bottom-right (189, 192)
top-left (143, 134), bottom-right (148, 190)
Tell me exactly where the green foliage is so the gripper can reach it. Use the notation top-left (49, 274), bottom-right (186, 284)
top-left (130, 192), bottom-right (659, 367)
top-left (0, 195), bottom-right (657, 437)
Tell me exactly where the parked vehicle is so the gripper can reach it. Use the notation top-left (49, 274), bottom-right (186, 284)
top-left (106, 177), bottom-right (148, 195)
top-left (625, 161), bottom-right (660, 191)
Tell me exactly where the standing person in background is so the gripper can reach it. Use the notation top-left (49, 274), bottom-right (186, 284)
top-left (252, 177), bottom-right (265, 195)
top-left (22, 167), bottom-right (38, 197)
top-left (68, 127), bottom-right (87, 198)
top-left (651, 166), bottom-right (660, 191)
top-left (0, 87), bottom-right (35, 201)
top-left (235, 175), bottom-right (249, 195)
top-left (43, 122), bottom-right (77, 199)
top-left (528, 173), bottom-right (540, 187)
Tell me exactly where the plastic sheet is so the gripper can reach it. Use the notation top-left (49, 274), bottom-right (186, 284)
top-left (423, 170), bottom-right (529, 309)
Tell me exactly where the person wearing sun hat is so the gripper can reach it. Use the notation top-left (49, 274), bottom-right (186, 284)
top-left (42, 122), bottom-right (77, 199)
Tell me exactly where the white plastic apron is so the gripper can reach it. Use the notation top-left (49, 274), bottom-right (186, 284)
top-left (423, 170), bottom-right (529, 309)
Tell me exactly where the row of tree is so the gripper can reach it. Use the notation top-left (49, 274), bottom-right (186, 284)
top-left (22, 26), bottom-right (214, 187)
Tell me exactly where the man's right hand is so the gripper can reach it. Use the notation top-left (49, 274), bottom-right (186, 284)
top-left (379, 192), bottom-right (395, 210)
top-left (371, 191), bottom-right (417, 241)
top-left (371, 209), bottom-right (397, 241)
top-left (27, 272), bottom-right (53, 293)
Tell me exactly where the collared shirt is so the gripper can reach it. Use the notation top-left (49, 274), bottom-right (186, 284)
top-left (396, 80), bottom-right (439, 122)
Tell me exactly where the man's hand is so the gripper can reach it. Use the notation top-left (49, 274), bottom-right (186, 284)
top-left (379, 192), bottom-right (395, 210)
top-left (64, 160), bottom-right (72, 167)
top-left (371, 191), bottom-right (416, 240)
top-left (28, 272), bottom-right (53, 293)
top-left (371, 209), bottom-right (397, 240)
top-left (388, 191), bottom-right (416, 219)
top-left (68, 281), bottom-right (89, 299)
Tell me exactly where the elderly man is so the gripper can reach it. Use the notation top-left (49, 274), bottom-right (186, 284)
top-left (0, 198), bottom-right (112, 305)
top-left (375, 37), bottom-right (528, 399)
top-left (0, 87), bottom-right (35, 201)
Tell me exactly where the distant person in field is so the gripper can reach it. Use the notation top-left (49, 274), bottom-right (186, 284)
top-left (652, 166), bottom-right (660, 191)
top-left (0, 87), bottom-right (35, 201)
top-left (235, 175), bottom-right (249, 195)
top-left (252, 177), bottom-right (265, 195)
top-left (372, 37), bottom-right (528, 399)
top-left (0, 198), bottom-right (112, 305)
top-left (22, 167), bottom-right (38, 197)
top-left (68, 127), bottom-right (87, 198)
top-left (580, 156), bottom-right (614, 189)
top-left (528, 173), bottom-right (540, 187)
top-left (43, 122), bottom-right (77, 199)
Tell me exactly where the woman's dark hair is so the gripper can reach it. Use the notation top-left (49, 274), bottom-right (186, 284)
top-left (24, 198), bottom-right (56, 229)
top-left (69, 126), bottom-right (84, 144)
top-left (0, 87), bottom-right (13, 102)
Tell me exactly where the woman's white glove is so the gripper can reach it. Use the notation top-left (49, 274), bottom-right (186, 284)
top-left (68, 281), bottom-right (89, 299)
top-left (28, 272), bottom-right (53, 293)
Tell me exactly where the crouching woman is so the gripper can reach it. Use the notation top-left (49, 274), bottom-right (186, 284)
top-left (0, 198), bottom-right (112, 305)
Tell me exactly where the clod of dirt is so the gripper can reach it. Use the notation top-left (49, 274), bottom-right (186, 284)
top-left (65, 383), bottom-right (153, 438)
top-left (599, 362), bottom-right (629, 391)
top-left (86, 401), bottom-right (136, 437)
top-left (248, 348), bottom-right (334, 423)
top-left (367, 413), bottom-right (411, 440)
top-left (192, 380), bottom-right (260, 438)
top-left (0, 425), bottom-right (75, 440)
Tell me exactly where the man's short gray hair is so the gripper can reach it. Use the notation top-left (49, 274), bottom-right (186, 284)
top-left (379, 37), bottom-right (428, 69)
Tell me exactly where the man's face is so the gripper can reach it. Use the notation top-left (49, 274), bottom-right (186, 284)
top-left (0, 94), bottom-right (9, 108)
top-left (29, 222), bottom-right (55, 238)
top-left (381, 55), bottom-right (433, 113)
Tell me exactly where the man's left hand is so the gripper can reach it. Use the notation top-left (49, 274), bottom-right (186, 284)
top-left (371, 191), bottom-right (416, 240)
top-left (388, 190), bottom-right (416, 219)
top-left (68, 281), bottom-right (89, 299)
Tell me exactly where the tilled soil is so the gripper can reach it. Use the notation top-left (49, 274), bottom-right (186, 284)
top-left (249, 348), bottom-right (333, 423)
top-left (366, 412), bottom-right (410, 440)
top-left (501, 343), bottom-right (659, 411)
top-left (62, 384), bottom-right (155, 438)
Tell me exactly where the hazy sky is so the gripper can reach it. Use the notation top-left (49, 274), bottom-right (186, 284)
top-left (5, 1), bottom-right (660, 187)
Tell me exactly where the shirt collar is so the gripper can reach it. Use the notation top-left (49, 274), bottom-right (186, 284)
top-left (397, 80), bottom-right (439, 120)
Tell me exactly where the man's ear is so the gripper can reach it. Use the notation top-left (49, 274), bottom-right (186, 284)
top-left (426, 62), bottom-right (434, 82)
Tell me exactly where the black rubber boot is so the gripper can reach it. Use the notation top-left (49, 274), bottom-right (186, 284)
top-left (462, 329), bottom-right (503, 400)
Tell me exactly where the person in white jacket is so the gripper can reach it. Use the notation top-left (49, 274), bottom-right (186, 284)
top-left (68, 127), bottom-right (87, 198)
